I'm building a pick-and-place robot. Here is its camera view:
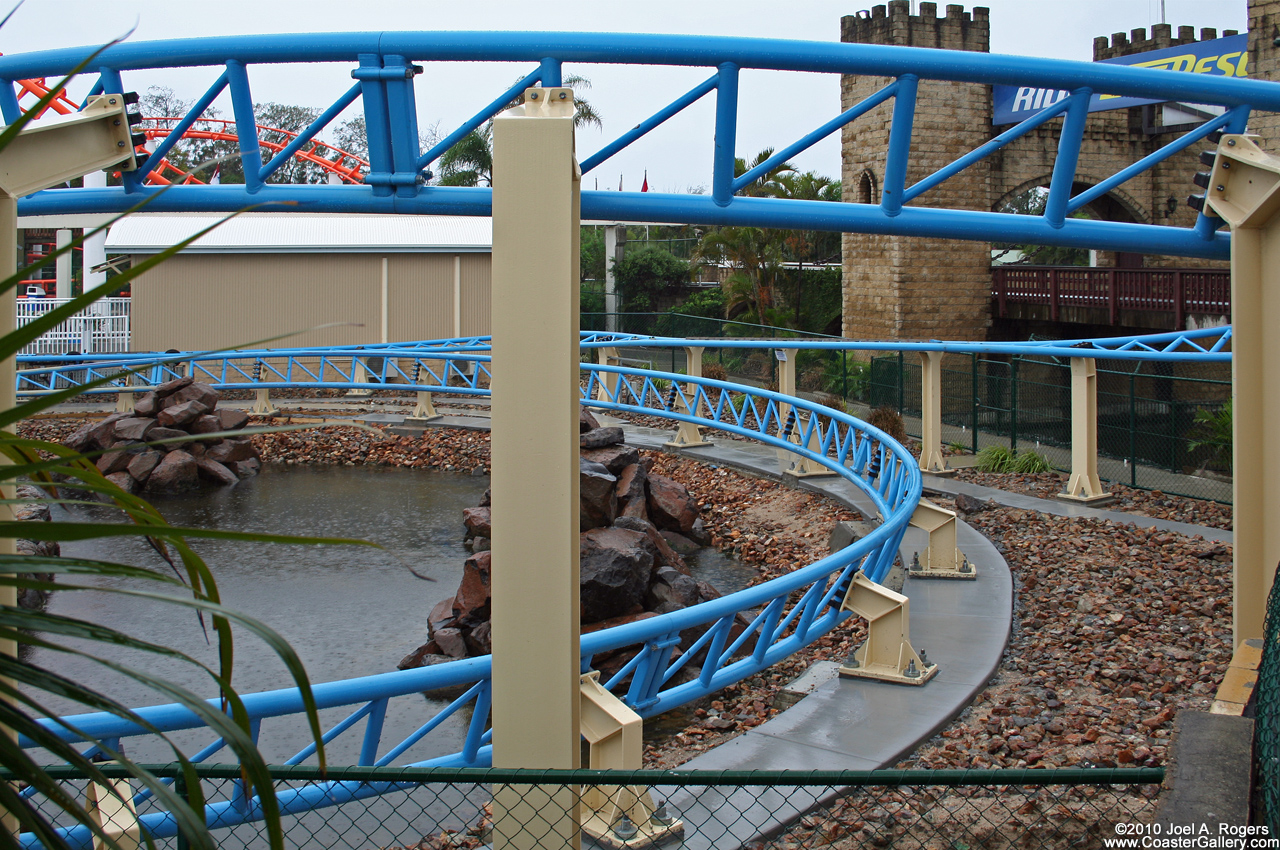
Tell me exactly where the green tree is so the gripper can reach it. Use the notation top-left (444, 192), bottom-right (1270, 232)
top-left (612, 246), bottom-right (689, 312)
top-left (694, 226), bottom-right (783, 325)
top-left (993, 187), bottom-right (1093, 265)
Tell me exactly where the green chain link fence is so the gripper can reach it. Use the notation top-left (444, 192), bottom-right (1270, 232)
top-left (12, 763), bottom-right (1165, 850)
top-left (1254, 563), bottom-right (1280, 833)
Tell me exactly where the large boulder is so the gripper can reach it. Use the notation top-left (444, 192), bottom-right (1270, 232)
top-left (646, 473), bottom-right (700, 535)
top-left (153, 376), bottom-right (193, 398)
top-left (195, 457), bottom-right (239, 486)
top-left (579, 458), bottom-right (618, 530)
top-left (207, 438), bottom-right (258, 464)
top-left (581, 427), bottom-right (625, 449)
top-left (63, 413), bottom-right (129, 454)
top-left (612, 515), bottom-right (686, 572)
top-left (647, 565), bottom-right (700, 609)
top-left (127, 450), bottom-right (164, 481)
top-left (453, 552), bottom-right (492, 628)
top-left (615, 463), bottom-right (648, 520)
top-left (146, 450), bottom-right (199, 493)
top-left (581, 444), bottom-right (640, 475)
top-left (462, 506), bottom-right (492, 539)
top-left (157, 399), bottom-right (210, 429)
top-left (579, 527), bottom-right (655, 623)
top-left (165, 382), bottom-right (220, 412)
top-left (216, 408), bottom-right (251, 431)
top-left (112, 417), bottom-right (156, 442)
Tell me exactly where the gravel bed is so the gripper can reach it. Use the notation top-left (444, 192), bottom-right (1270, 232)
top-left (952, 468), bottom-right (1232, 531)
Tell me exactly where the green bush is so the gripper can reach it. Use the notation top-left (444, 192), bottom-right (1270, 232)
top-left (975, 445), bottom-right (1052, 473)
top-left (612, 246), bottom-right (689, 312)
top-left (1188, 400), bottom-right (1232, 472)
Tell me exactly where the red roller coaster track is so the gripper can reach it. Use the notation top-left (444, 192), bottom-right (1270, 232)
top-left (14, 76), bottom-right (370, 185)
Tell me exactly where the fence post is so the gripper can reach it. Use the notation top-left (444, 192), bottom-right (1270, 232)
top-left (490, 85), bottom-right (582, 849)
top-left (971, 354), bottom-right (979, 455)
top-left (1109, 269), bottom-right (1118, 325)
top-left (897, 351), bottom-right (904, 412)
top-left (918, 351), bottom-right (951, 474)
top-left (1129, 372), bottom-right (1138, 489)
top-left (1059, 357), bottom-right (1112, 504)
top-left (1010, 356), bottom-right (1019, 454)
top-left (1174, 270), bottom-right (1185, 329)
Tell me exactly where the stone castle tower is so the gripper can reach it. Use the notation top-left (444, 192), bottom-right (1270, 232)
top-left (840, 2), bottom-right (992, 343)
top-left (839, 2), bottom-right (1256, 343)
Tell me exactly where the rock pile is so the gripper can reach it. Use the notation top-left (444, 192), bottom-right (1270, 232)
top-left (63, 377), bottom-right (261, 495)
top-left (400, 410), bottom-right (731, 671)
top-left (14, 483), bottom-right (58, 610)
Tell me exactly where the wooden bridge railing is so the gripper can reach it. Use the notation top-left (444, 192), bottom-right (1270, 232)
top-left (990, 265), bottom-right (1230, 327)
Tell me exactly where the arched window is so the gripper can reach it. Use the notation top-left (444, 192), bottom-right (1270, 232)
top-left (856, 170), bottom-right (876, 205)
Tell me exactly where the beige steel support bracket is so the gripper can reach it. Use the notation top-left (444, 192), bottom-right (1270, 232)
top-left (345, 358), bottom-right (373, 398)
top-left (579, 673), bottom-right (684, 848)
top-left (85, 775), bottom-right (142, 850)
top-left (410, 391), bottom-right (441, 420)
top-left (251, 388), bottom-right (277, 416)
top-left (771, 347), bottom-right (834, 477)
top-left (114, 389), bottom-right (136, 414)
top-left (594, 346), bottom-right (621, 404)
top-left (839, 571), bottom-right (938, 685)
top-left (907, 499), bottom-right (975, 580)
top-left (489, 86), bottom-right (583, 850)
top-left (779, 415), bottom-right (839, 479)
top-left (1058, 357), bottom-right (1112, 505)
top-left (919, 351), bottom-right (953, 475)
top-left (665, 347), bottom-right (712, 449)
top-left (1203, 134), bottom-right (1280, 646)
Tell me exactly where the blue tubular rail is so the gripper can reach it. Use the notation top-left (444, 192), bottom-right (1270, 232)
top-left (5, 32), bottom-right (1279, 258)
top-left (16, 358), bottom-right (920, 850)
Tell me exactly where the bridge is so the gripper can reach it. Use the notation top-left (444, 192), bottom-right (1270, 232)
top-left (0, 26), bottom-right (1277, 850)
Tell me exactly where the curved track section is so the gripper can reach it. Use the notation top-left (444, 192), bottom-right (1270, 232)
top-left (17, 356), bottom-right (919, 849)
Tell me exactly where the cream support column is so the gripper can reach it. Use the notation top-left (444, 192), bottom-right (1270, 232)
top-left (1202, 135), bottom-right (1280, 646)
top-left (919, 351), bottom-right (951, 475)
top-left (1059, 357), bottom-right (1111, 504)
top-left (55, 229), bottom-right (72, 299)
top-left (665, 346), bottom-right (710, 449)
top-left (490, 88), bottom-right (582, 849)
top-left (603, 224), bottom-right (619, 332)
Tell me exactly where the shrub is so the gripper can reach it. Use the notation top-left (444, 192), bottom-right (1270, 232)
top-left (868, 406), bottom-right (906, 443)
top-left (701, 362), bottom-right (728, 383)
top-left (1188, 400), bottom-right (1232, 472)
top-left (975, 445), bottom-right (1015, 472)
top-left (1011, 449), bottom-right (1052, 473)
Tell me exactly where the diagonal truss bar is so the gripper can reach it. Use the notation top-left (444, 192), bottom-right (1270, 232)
top-left (581, 71), bottom-right (718, 174)
top-left (734, 79), bottom-right (900, 194)
top-left (1044, 88), bottom-right (1092, 227)
top-left (259, 82), bottom-right (363, 182)
top-left (416, 67), bottom-right (542, 172)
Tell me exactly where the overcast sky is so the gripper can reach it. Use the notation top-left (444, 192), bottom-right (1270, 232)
top-left (0, 0), bottom-right (1251, 192)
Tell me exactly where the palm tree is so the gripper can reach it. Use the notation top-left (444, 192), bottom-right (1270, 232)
top-left (733, 147), bottom-right (795, 198)
top-left (438, 74), bottom-right (600, 187)
top-left (694, 225), bottom-right (783, 326)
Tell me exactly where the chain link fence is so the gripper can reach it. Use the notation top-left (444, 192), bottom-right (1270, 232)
top-left (867, 352), bottom-right (1232, 504)
top-left (1255, 563), bottom-right (1280, 834)
top-left (12, 763), bottom-right (1164, 850)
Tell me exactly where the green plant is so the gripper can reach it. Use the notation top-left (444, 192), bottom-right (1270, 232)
top-left (1188, 400), bottom-right (1233, 472)
top-left (612, 246), bottom-right (690, 312)
top-left (0, 57), bottom-right (359, 850)
top-left (947, 440), bottom-right (968, 454)
top-left (974, 445), bottom-right (1016, 472)
top-left (1011, 449), bottom-right (1052, 474)
top-left (867, 406), bottom-right (906, 443)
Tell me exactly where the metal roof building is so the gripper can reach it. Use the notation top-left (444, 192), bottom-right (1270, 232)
top-left (107, 214), bottom-right (493, 352)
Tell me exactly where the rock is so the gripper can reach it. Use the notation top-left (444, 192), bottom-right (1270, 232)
top-left (465, 621), bottom-right (492, 655)
top-left (133, 393), bottom-right (159, 417)
top-left (479, 488), bottom-right (491, 507)
top-left (660, 530), bottom-right (701, 555)
top-left (157, 399), bottom-right (210, 429)
top-left (146, 450), bottom-right (199, 493)
top-left (206, 438), bottom-right (258, 464)
top-left (648, 565), bottom-right (700, 608)
top-left (646, 473), bottom-right (699, 535)
top-left (581, 444), bottom-right (641, 475)
top-left (188, 415), bottom-right (225, 440)
top-left (148, 426), bottom-right (191, 448)
top-left (467, 536), bottom-right (490, 553)
top-left (164, 382), bottom-right (220, 411)
top-left (688, 517), bottom-right (711, 546)
top-left (579, 527), bottom-right (656, 623)
top-left (580, 458), bottom-right (618, 530)
top-left (581, 611), bottom-right (660, 634)
top-left (216, 408), bottom-right (250, 431)
top-left (393, 650), bottom-right (474, 699)
top-left (453, 552), bottom-right (492, 627)
top-left (228, 458), bottom-right (261, 478)
top-left (126, 450), bottom-right (164, 481)
top-left (462, 506), bottom-right (492, 539)
top-left (112, 417), bottom-right (156, 442)
top-left (615, 463), bottom-right (648, 520)
top-left (579, 409), bottom-right (601, 433)
top-left (427, 597), bottom-right (457, 635)
top-left (63, 413), bottom-right (129, 453)
top-left (96, 442), bottom-right (136, 476)
top-left (954, 492), bottom-right (990, 515)
top-left (433, 627), bottom-right (468, 659)
top-left (580, 427), bottom-right (625, 449)
top-left (612, 516), bottom-right (687, 571)
top-left (153, 376), bottom-right (193, 398)
top-left (195, 457), bottom-right (239, 486)
top-left (104, 471), bottom-right (139, 494)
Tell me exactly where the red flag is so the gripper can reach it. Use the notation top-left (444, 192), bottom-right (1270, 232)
top-left (641, 170), bottom-right (649, 192)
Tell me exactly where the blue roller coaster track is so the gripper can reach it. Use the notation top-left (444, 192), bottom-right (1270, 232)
top-left (0, 27), bottom-right (1256, 848)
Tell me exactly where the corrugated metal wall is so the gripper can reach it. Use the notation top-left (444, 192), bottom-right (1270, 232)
top-left (130, 252), bottom-right (491, 352)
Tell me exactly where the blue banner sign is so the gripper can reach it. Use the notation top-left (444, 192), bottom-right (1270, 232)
top-left (992, 34), bottom-right (1249, 125)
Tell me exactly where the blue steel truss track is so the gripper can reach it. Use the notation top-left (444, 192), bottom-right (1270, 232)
top-left (4, 32), bottom-right (1277, 257)
top-left (17, 360), bottom-right (919, 849)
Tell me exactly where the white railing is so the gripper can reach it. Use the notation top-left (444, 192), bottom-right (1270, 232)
top-left (15, 297), bottom-right (131, 355)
